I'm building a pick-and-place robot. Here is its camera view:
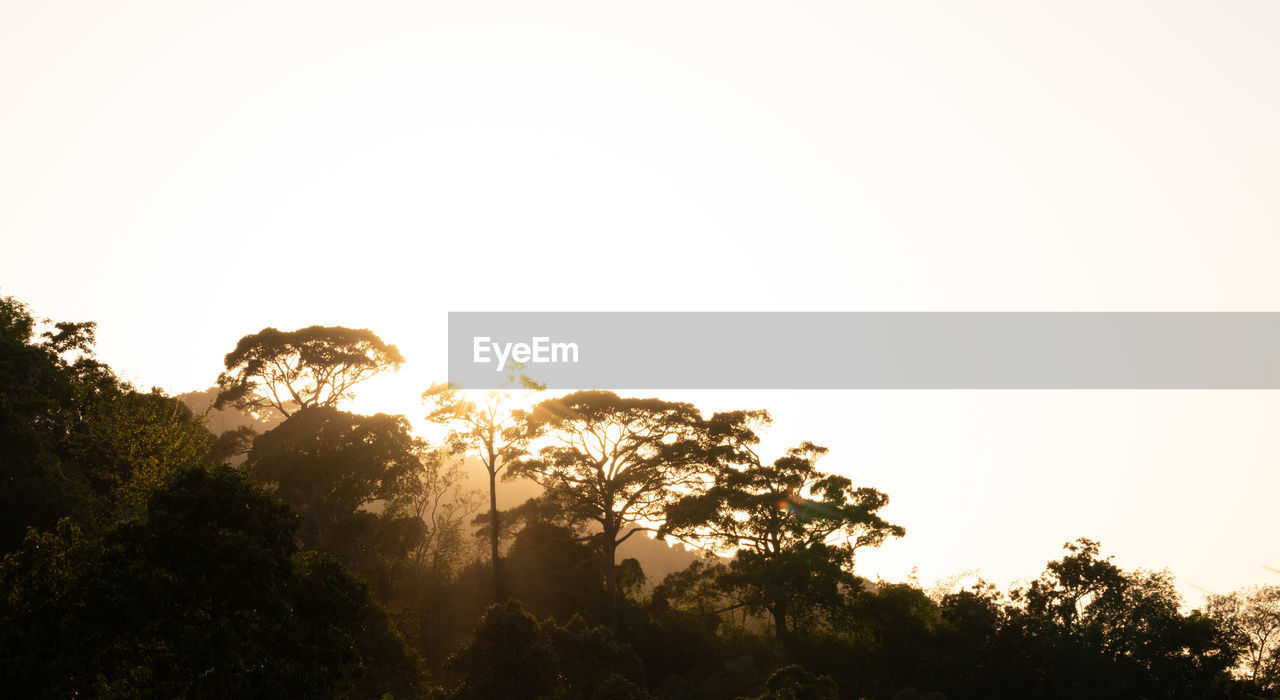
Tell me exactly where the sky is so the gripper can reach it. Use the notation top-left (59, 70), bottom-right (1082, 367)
top-left (3, 1), bottom-right (1279, 603)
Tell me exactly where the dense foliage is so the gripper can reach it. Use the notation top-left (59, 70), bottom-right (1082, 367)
top-left (1, 294), bottom-right (1276, 698)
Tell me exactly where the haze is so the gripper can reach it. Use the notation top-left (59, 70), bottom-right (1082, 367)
top-left (3, 1), bottom-right (1279, 603)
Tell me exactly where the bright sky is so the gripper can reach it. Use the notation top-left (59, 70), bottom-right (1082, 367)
top-left (3, 1), bottom-right (1279, 603)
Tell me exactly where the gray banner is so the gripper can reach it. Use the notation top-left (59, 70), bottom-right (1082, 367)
top-left (447, 312), bottom-right (1280, 390)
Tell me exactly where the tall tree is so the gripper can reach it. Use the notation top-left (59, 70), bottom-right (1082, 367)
top-left (422, 378), bottom-right (540, 599)
top-left (215, 326), bottom-right (403, 418)
top-left (512, 390), bottom-right (756, 628)
top-left (663, 442), bottom-right (904, 639)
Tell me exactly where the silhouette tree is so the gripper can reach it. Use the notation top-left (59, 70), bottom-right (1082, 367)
top-left (0, 296), bottom-right (105, 549)
top-left (1007, 539), bottom-right (1238, 698)
top-left (0, 294), bottom-right (215, 549)
top-left (423, 377), bottom-right (540, 599)
top-left (1207, 584), bottom-right (1280, 690)
top-left (242, 406), bottom-right (423, 592)
top-left (447, 600), bottom-right (650, 699)
top-left (513, 391), bottom-right (756, 628)
top-left (0, 466), bottom-right (425, 698)
top-left (4, 293), bottom-right (1270, 699)
top-left (215, 325), bottom-right (403, 418)
top-left (664, 442), bottom-right (904, 639)
top-left (542, 613), bottom-right (649, 698)
top-left (447, 601), bottom-right (559, 700)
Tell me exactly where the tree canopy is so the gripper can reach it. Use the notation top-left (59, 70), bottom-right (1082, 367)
top-left (215, 325), bottom-right (403, 418)
top-left (513, 390), bottom-right (762, 626)
top-left (2, 293), bottom-right (1275, 700)
top-left (664, 441), bottom-right (904, 637)
top-left (0, 466), bottom-right (425, 698)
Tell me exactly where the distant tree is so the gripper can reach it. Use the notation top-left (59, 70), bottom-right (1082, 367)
top-left (664, 442), bottom-right (904, 639)
top-left (405, 444), bottom-right (482, 579)
top-left (650, 559), bottom-right (734, 616)
top-left (513, 391), bottom-right (759, 628)
top-left (423, 376), bottom-right (540, 599)
top-left (177, 385), bottom-right (285, 465)
top-left (208, 424), bottom-right (259, 464)
top-left (215, 325), bottom-right (403, 418)
top-left (1208, 585), bottom-right (1280, 689)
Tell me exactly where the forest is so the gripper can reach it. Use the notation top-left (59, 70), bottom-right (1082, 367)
top-left (2, 293), bottom-right (1278, 700)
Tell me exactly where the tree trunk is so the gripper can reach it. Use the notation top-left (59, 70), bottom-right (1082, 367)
top-left (603, 527), bottom-right (619, 631)
top-left (770, 601), bottom-right (789, 641)
top-left (487, 452), bottom-right (503, 602)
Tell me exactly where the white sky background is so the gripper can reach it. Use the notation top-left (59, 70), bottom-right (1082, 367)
top-left (3, 1), bottom-right (1279, 602)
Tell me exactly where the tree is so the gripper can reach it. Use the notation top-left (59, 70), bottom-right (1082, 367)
top-left (0, 294), bottom-right (215, 549)
top-left (1208, 585), bottom-right (1280, 689)
top-left (513, 391), bottom-right (756, 628)
top-left (215, 325), bottom-right (403, 418)
top-left (446, 601), bottom-right (650, 700)
top-left (446, 601), bottom-right (559, 700)
top-left (0, 466), bottom-right (426, 698)
top-left (1008, 539), bottom-right (1239, 698)
top-left (664, 442), bottom-right (904, 639)
top-left (754, 665), bottom-right (839, 700)
top-left (423, 377), bottom-right (540, 599)
top-left (67, 386), bottom-right (214, 514)
top-left (242, 406), bottom-right (423, 593)
top-left (404, 444), bottom-right (482, 579)
top-left (0, 296), bottom-right (103, 550)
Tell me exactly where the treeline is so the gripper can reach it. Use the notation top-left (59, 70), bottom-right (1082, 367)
top-left (1, 297), bottom-right (1277, 699)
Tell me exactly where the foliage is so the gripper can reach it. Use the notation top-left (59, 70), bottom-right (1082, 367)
top-left (2, 295), bottom-right (1274, 700)
top-left (445, 600), bottom-right (561, 699)
top-left (0, 294), bottom-right (214, 551)
top-left (446, 600), bottom-right (649, 700)
top-left (753, 665), bottom-right (839, 700)
top-left (215, 325), bottom-right (403, 418)
top-left (1207, 585), bottom-right (1280, 690)
top-left (242, 406), bottom-right (427, 594)
top-left (514, 390), bottom-right (761, 624)
top-left (405, 444), bottom-right (482, 579)
top-left (664, 442), bottom-right (904, 638)
top-left (0, 466), bottom-right (425, 698)
top-left (423, 377), bottom-right (541, 598)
